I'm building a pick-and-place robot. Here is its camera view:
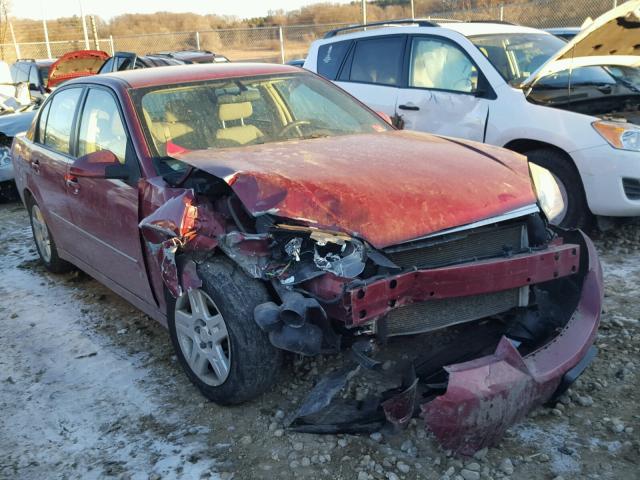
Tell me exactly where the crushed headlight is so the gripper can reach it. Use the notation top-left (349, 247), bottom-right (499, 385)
top-left (592, 120), bottom-right (640, 152)
top-left (528, 162), bottom-right (566, 225)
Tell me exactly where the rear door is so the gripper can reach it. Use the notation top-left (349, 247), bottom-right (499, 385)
top-left (29, 87), bottom-right (84, 253)
top-left (394, 35), bottom-right (492, 141)
top-left (66, 86), bottom-right (155, 302)
top-left (334, 35), bottom-right (407, 118)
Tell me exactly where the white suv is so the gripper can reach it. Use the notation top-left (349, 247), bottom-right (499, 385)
top-left (305, 3), bottom-right (640, 228)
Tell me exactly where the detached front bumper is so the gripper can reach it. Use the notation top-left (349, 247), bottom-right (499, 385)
top-left (421, 231), bottom-right (602, 454)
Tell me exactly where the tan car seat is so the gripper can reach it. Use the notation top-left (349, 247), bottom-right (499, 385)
top-left (143, 102), bottom-right (195, 154)
top-left (216, 101), bottom-right (263, 145)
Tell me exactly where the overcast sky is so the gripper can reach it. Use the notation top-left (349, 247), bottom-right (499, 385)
top-left (13, 0), bottom-right (354, 20)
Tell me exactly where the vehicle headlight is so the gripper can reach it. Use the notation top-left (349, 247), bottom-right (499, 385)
top-left (592, 120), bottom-right (640, 152)
top-left (528, 162), bottom-right (566, 224)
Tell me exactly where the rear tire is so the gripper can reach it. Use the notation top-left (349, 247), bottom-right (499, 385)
top-left (167, 256), bottom-right (282, 405)
top-left (526, 148), bottom-right (591, 229)
top-left (27, 196), bottom-right (73, 273)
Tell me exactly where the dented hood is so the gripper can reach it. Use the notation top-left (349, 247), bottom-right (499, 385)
top-left (48, 50), bottom-right (110, 88)
top-left (522, 1), bottom-right (640, 87)
top-left (175, 131), bottom-right (536, 248)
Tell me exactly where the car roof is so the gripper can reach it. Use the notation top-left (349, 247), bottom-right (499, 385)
top-left (321, 21), bottom-right (550, 42)
top-left (70, 62), bottom-right (300, 89)
top-left (15, 59), bottom-right (55, 67)
top-left (442, 22), bottom-right (550, 36)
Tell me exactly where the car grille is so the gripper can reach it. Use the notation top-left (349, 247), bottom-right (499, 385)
top-left (384, 289), bottom-right (520, 337)
top-left (384, 222), bottom-right (526, 269)
top-left (623, 178), bottom-right (640, 200)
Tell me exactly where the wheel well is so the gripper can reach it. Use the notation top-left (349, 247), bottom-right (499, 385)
top-left (503, 138), bottom-right (583, 180)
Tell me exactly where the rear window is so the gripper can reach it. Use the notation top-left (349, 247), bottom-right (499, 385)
top-left (317, 40), bottom-right (352, 80)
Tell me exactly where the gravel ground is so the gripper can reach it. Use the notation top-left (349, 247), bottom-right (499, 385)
top-left (0, 199), bottom-right (638, 480)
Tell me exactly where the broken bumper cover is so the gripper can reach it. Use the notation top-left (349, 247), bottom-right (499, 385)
top-left (348, 242), bottom-right (580, 326)
top-left (421, 231), bottom-right (602, 455)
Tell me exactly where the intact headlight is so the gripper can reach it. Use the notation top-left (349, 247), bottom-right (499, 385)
top-left (592, 120), bottom-right (640, 152)
top-left (528, 162), bottom-right (566, 225)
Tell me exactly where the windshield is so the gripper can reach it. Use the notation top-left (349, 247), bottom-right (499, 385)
top-left (470, 33), bottom-right (565, 85)
top-left (132, 73), bottom-right (390, 171)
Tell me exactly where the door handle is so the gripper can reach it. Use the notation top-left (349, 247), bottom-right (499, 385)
top-left (64, 174), bottom-right (80, 194)
top-left (398, 104), bottom-right (420, 111)
top-left (31, 159), bottom-right (40, 174)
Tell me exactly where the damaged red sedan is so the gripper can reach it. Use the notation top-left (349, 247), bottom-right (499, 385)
top-left (11, 63), bottom-right (603, 453)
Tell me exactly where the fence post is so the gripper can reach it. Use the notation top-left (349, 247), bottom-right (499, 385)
top-left (42, 19), bottom-right (52, 59)
top-left (195, 31), bottom-right (201, 50)
top-left (278, 26), bottom-right (285, 64)
top-left (109, 35), bottom-right (115, 55)
top-left (500, 4), bottom-right (504, 21)
top-left (9, 22), bottom-right (20, 59)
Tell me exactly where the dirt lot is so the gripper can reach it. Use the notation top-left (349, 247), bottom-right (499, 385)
top-left (0, 199), bottom-right (638, 480)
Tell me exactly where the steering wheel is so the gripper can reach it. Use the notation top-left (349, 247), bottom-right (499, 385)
top-left (277, 120), bottom-right (311, 138)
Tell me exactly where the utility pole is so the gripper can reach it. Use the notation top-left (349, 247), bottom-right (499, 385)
top-left (42, 19), bottom-right (52, 59)
top-left (89, 15), bottom-right (99, 50)
top-left (361, 0), bottom-right (367, 25)
top-left (410, 0), bottom-right (415, 20)
top-left (41, 1), bottom-right (52, 59)
top-left (9, 22), bottom-right (20, 59)
top-left (79, 0), bottom-right (90, 49)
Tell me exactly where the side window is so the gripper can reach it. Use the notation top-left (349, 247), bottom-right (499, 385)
top-left (28, 66), bottom-right (39, 87)
top-left (348, 37), bottom-right (405, 86)
top-left (11, 63), bottom-right (29, 83)
top-left (43, 88), bottom-right (82, 155)
top-left (317, 41), bottom-right (352, 80)
top-left (98, 57), bottom-right (114, 74)
top-left (115, 56), bottom-right (134, 71)
top-left (78, 88), bottom-right (128, 164)
top-left (36, 101), bottom-right (52, 143)
top-left (410, 37), bottom-right (478, 93)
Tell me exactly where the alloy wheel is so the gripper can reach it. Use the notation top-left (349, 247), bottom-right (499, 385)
top-left (174, 289), bottom-right (231, 386)
top-left (31, 204), bottom-right (52, 263)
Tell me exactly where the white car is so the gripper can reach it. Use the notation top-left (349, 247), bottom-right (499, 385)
top-left (305, 2), bottom-right (640, 228)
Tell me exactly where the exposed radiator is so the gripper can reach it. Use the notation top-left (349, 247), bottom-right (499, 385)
top-left (385, 223), bottom-right (526, 269)
top-left (384, 289), bottom-right (521, 337)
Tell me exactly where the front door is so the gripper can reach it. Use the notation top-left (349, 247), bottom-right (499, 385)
top-left (395, 36), bottom-right (491, 142)
top-left (29, 87), bottom-right (84, 252)
top-left (66, 87), bottom-right (155, 303)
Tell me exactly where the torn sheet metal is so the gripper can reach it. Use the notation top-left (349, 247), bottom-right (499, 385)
top-left (288, 232), bottom-right (602, 454)
top-left (139, 189), bottom-right (225, 297)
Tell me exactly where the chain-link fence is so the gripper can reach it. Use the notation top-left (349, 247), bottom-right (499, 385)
top-left (0, 0), bottom-right (627, 63)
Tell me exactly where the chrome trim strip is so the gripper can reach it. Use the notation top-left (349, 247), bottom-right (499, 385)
top-left (50, 211), bottom-right (139, 264)
top-left (399, 204), bottom-right (540, 244)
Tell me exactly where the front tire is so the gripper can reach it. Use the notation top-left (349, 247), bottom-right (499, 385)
top-left (526, 148), bottom-right (591, 229)
top-left (167, 257), bottom-right (282, 405)
top-left (27, 197), bottom-right (73, 273)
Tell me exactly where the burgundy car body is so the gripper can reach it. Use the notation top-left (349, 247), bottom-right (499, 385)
top-left (11, 63), bottom-right (603, 453)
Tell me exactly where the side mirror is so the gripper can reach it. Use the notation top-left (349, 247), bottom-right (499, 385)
top-left (70, 150), bottom-right (129, 180)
